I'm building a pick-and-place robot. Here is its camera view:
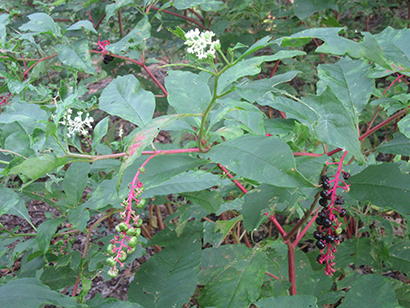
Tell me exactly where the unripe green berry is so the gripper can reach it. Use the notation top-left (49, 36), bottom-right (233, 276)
top-left (115, 225), bottom-right (122, 233)
top-left (64, 234), bottom-right (69, 240)
top-left (107, 244), bottom-right (115, 255)
top-left (136, 198), bottom-right (146, 209)
top-left (69, 237), bottom-right (75, 244)
top-left (57, 240), bottom-right (65, 246)
top-left (119, 251), bottom-right (127, 262)
top-left (139, 167), bottom-right (145, 173)
top-left (135, 228), bottom-right (141, 237)
top-left (106, 257), bottom-right (116, 267)
top-left (335, 227), bottom-right (343, 235)
top-left (126, 228), bottom-right (137, 236)
top-left (128, 247), bottom-right (136, 254)
top-left (136, 219), bottom-right (143, 227)
top-left (119, 222), bottom-right (129, 232)
top-left (128, 236), bottom-right (138, 248)
top-left (107, 268), bottom-right (119, 278)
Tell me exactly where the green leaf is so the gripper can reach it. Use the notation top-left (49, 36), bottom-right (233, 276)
top-left (0, 14), bottom-right (10, 48)
top-left (374, 27), bottom-right (410, 69)
top-left (68, 205), bottom-right (90, 232)
top-left (0, 101), bottom-right (48, 133)
top-left (106, 15), bottom-right (151, 55)
top-left (63, 162), bottom-right (90, 206)
top-left (208, 135), bottom-right (314, 188)
top-left (349, 163), bottom-right (410, 215)
top-left (390, 279), bottom-right (410, 308)
top-left (398, 113), bottom-right (410, 140)
top-left (339, 275), bottom-right (400, 308)
top-left (243, 184), bottom-right (299, 231)
top-left (19, 13), bottom-right (61, 38)
top-left (378, 132), bottom-right (410, 156)
top-left (218, 51), bottom-right (306, 94)
top-left (65, 20), bottom-right (97, 34)
top-left (0, 278), bottom-right (78, 308)
top-left (198, 245), bottom-right (269, 308)
top-left (105, 0), bottom-right (134, 22)
top-left (87, 294), bottom-right (144, 308)
top-left (40, 265), bottom-right (78, 290)
top-left (334, 237), bottom-right (378, 269)
top-left (37, 217), bottom-right (66, 255)
top-left (181, 190), bottom-right (224, 213)
top-left (255, 295), bottom-right (318, 308)
top-left (278, 28), bottom-right (390, 69)
top-left (389, 239), bottom-right (410, 275)
top-left (9, 155), bottom-right (68, 182)
top-left (165, 70), bottom-right (211, 114)
top-left (304, 87), bottom-right (364, 162)
top-left (317, 57), bottom-right (374, 122)
top-left (293, 0), bottom-right (337, 20)
top-left (58, 38), bottom-right (97, 75)
top-left (141, 170), bottom-right (223, 198)
top-left (82, 178), bottom-right (122, 210)
top-left (173, 0), bottom-right (208, 9)
top-left (92, 116), bottom-right (109, 151)
top-left (214, 217), bottom-right (241, 245)
top-left (128, 226), bottom-right (202, 307)
top-left (0, 185), bottom-right (20, 216)
top-left (99, 74), bottom-right (155, 127)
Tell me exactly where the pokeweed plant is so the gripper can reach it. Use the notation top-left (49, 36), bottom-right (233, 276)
top-left (0, 1), bottom-right (410, 308)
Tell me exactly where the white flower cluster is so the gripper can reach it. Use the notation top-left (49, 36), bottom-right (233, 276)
top-left (59, 109), bottom-right (94, 138)
top-left (184, 28), bottom-right (220, 60)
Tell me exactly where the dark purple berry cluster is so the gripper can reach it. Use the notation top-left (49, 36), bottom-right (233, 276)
top-left (103, 54), bottom-right (114, 64)
top-left (314, 171), bottom-right (350, 276)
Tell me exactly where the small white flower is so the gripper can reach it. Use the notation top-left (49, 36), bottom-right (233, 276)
top-left (59, 109), bottom-right (94, 138)
top-left (184, 28), bottom-right (220, 60)
top-left (118, 126), bottom-right (124, 138)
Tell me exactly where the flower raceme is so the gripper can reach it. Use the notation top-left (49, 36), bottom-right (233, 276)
top-left (184, 28), bottom-right (220, 60)
top-left (59, 108), bottom-right (94, 138)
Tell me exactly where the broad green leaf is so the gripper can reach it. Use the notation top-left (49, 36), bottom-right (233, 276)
top-left (9, 155), bottom-right (68, 181)
top-left (203, 221), bottom-right (224, 247)
top-left (293, 0), bottom-right (337, 20)
top-left (99, 74), bottom-right (155, 127)
top-left (141, 170), bottom-right (223, 198)
top-left (317, 57), bottom-right (374, 122)
top-left (19, 13), bottom-right (61, 38)
top-left (390, 279), bottom-right (410, 308)
top-left (65, 20), bottom-right (97, 33)
top-left (106, 16), bottom-right (151, 54)
top-left (339, 275), bottom-right (400, 308)
top-left (87, 294), bottom-right (144, 308)
top-left (63, 162), bottom-right (90, 206)
top-left (117, 114), bottom-right (187, 191)
top-left (200, 1), bottom-right (227, 11)
top-left (334, 237), bottom-right (378, 270)
top-left (181, 190), bottom-right (224, 213)
top-left (398, 113), bottom-right (410, 139)
top-left (243, 184), bottom-right (299, 231)
top-left (92, 116), bottom-right (109, 151)
top-left (82, 178), bottom-right (122, 210)
top-left (173, 0), bottom-right (208, 9)
top-left (304, 87), bottom-right (363, 162)
top-left (68, 205), bottom-right (90, 232)
top-left (218, 51), bottom-right (306, 94)
top-left (236, 35), bottom-right (273, 62)
top-left (255, 295), bottom-right (318, 308)
top-left (0, 278), bottom-right (78, 308)
top-left (165, 70), bottom-right (211, 114)
top-left (349, 163), bottom-right (410, 216)
top-left (374, 27), bottom-right (410, 69)
top-left (105, 0), bottom-right (134, 22)
top-left (0, 101), bottom-right (48, 133)
top-left (40, 265), bottom-right (77, 290)
top-left (37, 217), bottom-right (66, 255)
top-left (207, 135), bottom-right (314, 188)
top-left (128, 226), bottom-right (202, 308)
top-left (0, 14), bottom-right (10, 48)
top-left (389, 239), bottom-right (410, 274)
top-left (58, 39), bottom-right (96, 75)
top-left (236, 71), bottom-right (301, 103)
top-left (7, 197), bottom-right (32, 226)
top-left (0, 185), bottom-right (20, 216)
top-left (0, 123), bottom-right (34, 162)
top-left (213, 217), bottom-right (241, 246)
top-left (198, 245), bottom-right (269, 308)
top-left (278, 28), bottom-right (391, 69)
top-left (378, 132), bottom-right (410, 156)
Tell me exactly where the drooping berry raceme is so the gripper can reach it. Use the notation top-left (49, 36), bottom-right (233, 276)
top-left (105, 154), bottom-right (158, 278)
top-left (184, 28), bottom-right (220, 60)
top-left (315, 151), bottom-right (350, 276)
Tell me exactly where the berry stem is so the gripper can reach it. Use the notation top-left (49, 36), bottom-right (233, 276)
top-left (217, 163), bottom-right (248, 194)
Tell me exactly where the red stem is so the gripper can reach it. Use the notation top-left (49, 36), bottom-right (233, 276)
top-left (87, 11), bottom-right (96, 28)
top-left (265, 212), bottom-right (287, 237)
top-left (23, 53), bottom-right (57, 80)
top-left (287, 241), bottom-right (297, 295)
top-left (265, 272), bottom-right (280, 280)
top-left (217, 163), bottom-right (248, 194)
top-left (149, 7), bottom-right (206, 30)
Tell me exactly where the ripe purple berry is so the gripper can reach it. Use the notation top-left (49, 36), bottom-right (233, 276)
top-left (313, 231), bottom-right (323, 240)
top-left (323, 218), bottom-right (332, 228)
top-left (339, 209), bottom-right (347, 218)
top-left (316, 240), bottom-right (326, 249)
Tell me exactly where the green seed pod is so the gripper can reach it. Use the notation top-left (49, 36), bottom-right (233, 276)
top-left (107, 268), bottom-right (119, 278)
top-left (136, 198), bottom-right (146, 209)
top-left (128, 236), bottom-right (138, 248)
top-left (119, 222), bottom-right (129, 232)
top-left (115, 225), bottom-right (122, 233)
top-left (126, 227), bottom-right (137, 236)
top-left (106, 257), bottom-right (116, 267)
top-left (136, 219), bottom-right (143, 227)
top-left (107, 244), bottom-right (115, 255)
top-left (119, 251), bottom-right (127, 262)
